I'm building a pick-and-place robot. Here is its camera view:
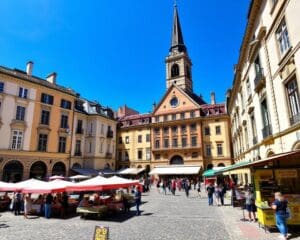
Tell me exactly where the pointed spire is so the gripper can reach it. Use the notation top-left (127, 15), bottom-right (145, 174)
top-left (170, 4), bottom-right (187, 53)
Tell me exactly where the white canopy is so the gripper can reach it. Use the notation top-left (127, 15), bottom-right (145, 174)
top-left (118, 168), bottom-right (145, 175)
top-left (149, 165), bottom-right (201, 175)
top-left (22, 179), bottom-right (75, 193)
top-left (69, 175), bottom-right (91, 180)
top-left (0, 181), bottom-right (16, 192)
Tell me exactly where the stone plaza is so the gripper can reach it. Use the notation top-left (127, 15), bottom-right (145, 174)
top-left (1, 189), bottom-right (299, 240)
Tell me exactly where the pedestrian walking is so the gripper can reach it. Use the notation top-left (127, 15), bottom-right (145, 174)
top-left (245, 189), bottom-right (256, 222)
top-left (24, 193), bottom-right (32, 219)
top-left (44, 193), bottom-right (53, 219)
top-left (272, 192), bottom-right (289, 240)
top-left (171, 179), bottom-right (176, 196)
top-left (183, 179), bottom-right (190, 197)
top-left (220, 184), bottom-right (226, 206)
top-left (206, 183), bottom-right (214, 206)
top-left (60, 192), bottom-right (69, 219)
top-left (14, 191), bottom-right (22, 216)
top-left (134, 186), bottom-right (142, 216)
top-left (214, 185), bottom-right (221, 206)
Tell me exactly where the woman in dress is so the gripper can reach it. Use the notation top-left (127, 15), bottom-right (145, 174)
top-left (24, 193), bottom-right (32, 219)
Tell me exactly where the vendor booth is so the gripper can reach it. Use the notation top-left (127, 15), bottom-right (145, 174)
top-left (217, 150), bottom-right (300, 230)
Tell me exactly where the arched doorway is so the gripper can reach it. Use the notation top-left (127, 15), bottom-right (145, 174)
top-left (72, 163), bottom-right (81, 169)
top-left (217, 163), bottom-right (225, 167)
top-left (52, 162), bottom-right (66, 176)
top-left (170, 155), bottom-right (184, 165)
top-left (2, 160), bottom-right (23, 182)
top-left (30, 161), bottom-right (47, 179)
top-left (207, 164), bottom-right (213, 170)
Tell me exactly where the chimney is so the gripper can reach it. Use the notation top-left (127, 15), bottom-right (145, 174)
top-left (26, 61), bottom-right (33, 76)
top-left (46, 72), bottom-right (57, 84)
top-left (210, 92), bottom-right (216, 105)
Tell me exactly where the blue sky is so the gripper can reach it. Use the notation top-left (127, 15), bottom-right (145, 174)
top-left (0, 0), bottom-right (250, 113)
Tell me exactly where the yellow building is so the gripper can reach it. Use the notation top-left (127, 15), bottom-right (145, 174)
top-left (117, 106), bottom-right (151, 172)
top-left (0, 62), bottom-right (77, 181)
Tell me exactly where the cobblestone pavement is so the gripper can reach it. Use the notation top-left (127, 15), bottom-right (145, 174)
top-left (0, 189), bottom-right (299, 240)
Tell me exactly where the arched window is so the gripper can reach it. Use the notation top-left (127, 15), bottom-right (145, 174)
top-left (30, 161), bottom-right (47, 180)
top-left (186, 66), bottom-right (191, 78)
top-left (2, 160), bottom-right (24, 182)
top-left (170, 155), bottom-right (184, 165)
top-left (171, 64), bottom-right (180, 77)
top-left (52, 162), bottom-right (66, 176)
top-left (217, 163), bottom-right (225, 167)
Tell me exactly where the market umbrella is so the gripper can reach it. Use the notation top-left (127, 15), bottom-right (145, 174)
top-left (15, 179), bottom-right (50, 193)
top-left (22, 179), bottom-right (75, 194)
top-left (66, 176), bottom-right (111, 192)
top-left (49, 175), bottom-right (65, 180)
top-left (102, 176), bottom-right (140, 190)
top-left (0, 181), bottom-right (17, 192)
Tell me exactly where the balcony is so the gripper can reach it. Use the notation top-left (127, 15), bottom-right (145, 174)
top-left (106, 152), bottom-right (113, 159)
top-left (153, 143), bottom-right (201, 151)
top-left (262, 124), bottom-right (272, 139)
top-left (76, 128), bottom-right (84, 134)
top-left (254, 68), bottom-right (266, 92)
top-left (107, 130), bottom-right (114, 138)
top-left (290, 113), bottom-right (300, 126)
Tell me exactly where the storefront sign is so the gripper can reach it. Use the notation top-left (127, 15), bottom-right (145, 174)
top-left (276, 169), bottom-right (298, 178)
top-left (93, 226), bottom-right (109, 240)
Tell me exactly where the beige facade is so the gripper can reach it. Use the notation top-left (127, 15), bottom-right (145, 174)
top-left (228, 0), bottom-right (300, 183)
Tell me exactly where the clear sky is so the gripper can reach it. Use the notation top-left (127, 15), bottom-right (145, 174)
top-left (0, 0), bottom-right (250, 113)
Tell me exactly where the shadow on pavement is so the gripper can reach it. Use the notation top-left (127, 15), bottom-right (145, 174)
top-left (0, 223), bottom-right (9, 228)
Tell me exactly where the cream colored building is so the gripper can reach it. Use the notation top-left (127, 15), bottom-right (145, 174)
top-left (228, 0), bottom-right (300, 183)
top-left (71, 99), bottom-right (117, 173)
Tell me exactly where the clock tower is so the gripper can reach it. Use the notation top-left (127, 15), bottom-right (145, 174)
top-left (166, 4), bottom-right (193, 93)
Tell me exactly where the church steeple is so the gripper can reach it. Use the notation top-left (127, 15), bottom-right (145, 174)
top-left (170, 4), bottom-right (187, 53)
top-left (166, 4), bottom-right (193, 93)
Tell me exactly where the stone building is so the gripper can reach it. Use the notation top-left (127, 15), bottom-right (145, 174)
top-left (227, 0), bottom-right (300, 183)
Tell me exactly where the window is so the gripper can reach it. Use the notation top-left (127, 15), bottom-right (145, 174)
top-left (125, 136), bottom-right (129, 144)
top-left (170, 97), bottom-right (179, 107)
top-left (100, 139), bottom-right (104, 153)
top-left (60, 115), bottom-right (68, 129)
top-left (125, 150), bottom-right (129, 161)
top-left (191, 152), bottom-right (198, 158)
top-left (190, 111), bottom-right (195, 118)
top-left (75, 140), bottom-right (81, 156)
top-left (191, 136), bottom-right (197, 146)
top-left (155, 116), bottom-right (159, 122)
top-left (250, 114), bottom-right (257, 144)
top-left (246, 78), bottom-right (251, 97)
top-left (182, 137), bottom-right (187, 147)
top-left (0, 82), bottom-right (4, 93)
top-left (172, 138), bottom-right (178, 147)
top-left (18, 87), bottom-right (28, 99)
top-left (172, 114), bottom-right (176, 120)
top-left (11, 130), bottom-right (23, 150)
top-left (146, 134), bottom-right (150, 142)
top-left (118, 137), bottom-right (122, 144)
top-left (190, 123), bottom-right (196, 132)
top-left (172, 126), bottom-right (178, 133)
top-left (286, 78), bottom-right (300, 125)
top-left (118, 151), bottom-right (122, 161)
top-left (146, 148), bottom-right (151, 160)
top-left (216, 126), bottom-right (221, 135)
top-left (40, 110), bottom-right (50, 125)
top-left (164, 115), bottom-right (168, 121)
top-left (41, 93), bottom-right (54, 105)
top-left (76, 120), bottom-right (83, 133)
top-left (276, 20), bottom-right (291, 56)
top-left (206, 144), bottom-right (211, 157)
top-left (16, 106), bottom-right (25, 121)
top-left (181, 125), bottom-right (186, 134)
top-left (87, 142), bottom-right (92, 153)
top-left (58, 137), bottom-right (66, 153)
top-left (164, 138), bottom-right (169, 148)
top-left (261, 99), bottom-right (272, 137)
top-left (155, 154), bottom-right (160, 160)
top-left (138, 149), bottom-right (143, 160)
top-left (38, 134), bottom-right (48, 151)
top-left (180, 112), bottom-right (185, 119)
top-left (154, 128), bottom-right (160, 135)
top-left (217, 143), bottom-right (223, 156)
top-left (204, 127), bottom-right (210, 136)
top-left (138, 135), bottom-right (142, 143)
top-left (171, 64), bottom-right (180, 77)
top-left (60, 99), bottom-right (72, 109)
top-left (101, 124), bottom-right (104, 134)
top-left (155, 139), bottom-right (160, 149)
top-left (163, 127), bottom-right (169, 134)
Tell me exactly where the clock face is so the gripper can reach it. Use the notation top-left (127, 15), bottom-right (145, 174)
top-left (170, 97), bottom-right (179, 107)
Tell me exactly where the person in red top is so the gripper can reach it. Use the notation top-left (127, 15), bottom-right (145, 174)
top-left (171, 179), bottom-right (176, 196)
